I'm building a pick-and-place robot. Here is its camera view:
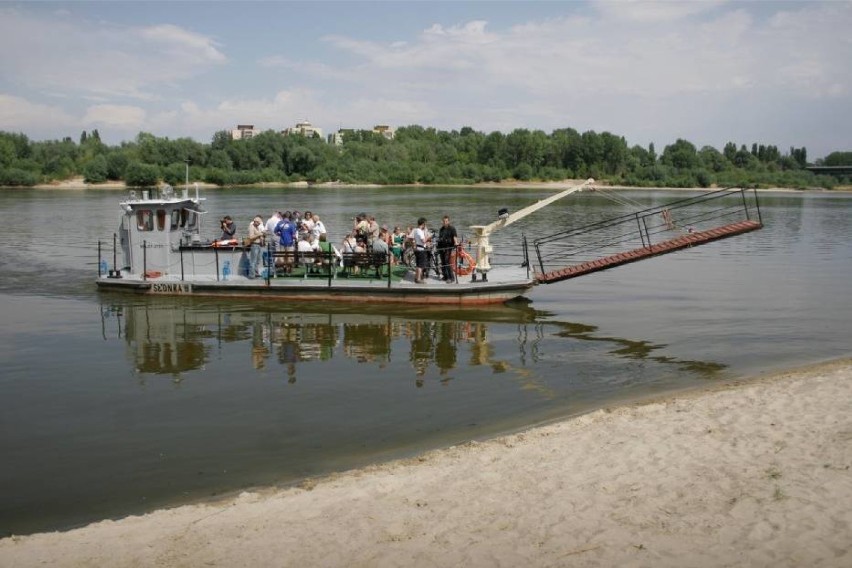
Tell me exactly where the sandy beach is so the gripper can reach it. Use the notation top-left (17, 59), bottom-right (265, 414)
top-left (1, 359), bottom-right (850, 567)
top-left (28, 175), bottom-right (849, 193)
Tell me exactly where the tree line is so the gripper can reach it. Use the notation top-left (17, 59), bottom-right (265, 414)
top-left (0, 126), bottom-right (848, 189)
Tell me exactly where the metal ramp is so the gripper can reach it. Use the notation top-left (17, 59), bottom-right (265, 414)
top-left (532, 187), bottom-right (763, 284)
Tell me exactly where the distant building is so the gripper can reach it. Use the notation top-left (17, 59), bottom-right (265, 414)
top-left (329, 128), bottom-right (356, 146)
top-left (282, 120), bottom-right (323, 139)
top-left (231, 124), bottom-right (259, 140)
top-left (373, 125), bottom-right (395, 140)
top-left (329, 125), bottom-right (395, 145)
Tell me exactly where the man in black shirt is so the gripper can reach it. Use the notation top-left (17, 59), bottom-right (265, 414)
top-left (437, 215), bottom-right (459, 282)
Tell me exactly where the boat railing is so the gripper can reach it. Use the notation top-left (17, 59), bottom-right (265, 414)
top-left (531, 187), bottom-right (763, 282)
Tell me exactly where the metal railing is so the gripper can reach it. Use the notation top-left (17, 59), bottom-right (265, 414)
top-left (532, 187), bottom-right (762, 276)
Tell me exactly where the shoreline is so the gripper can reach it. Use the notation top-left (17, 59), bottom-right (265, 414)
top-left (20, 176), bottom-right (851, 192)
top-left (2, 357), bottom-right (850, 567)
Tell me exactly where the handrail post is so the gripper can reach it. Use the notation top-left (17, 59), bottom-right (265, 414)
top-left (534, 241), bottom-right (546, 275)
top-left (641, 216), bottom-right (652, 250)
top-left (180, 248), bottom-right (185, 281)
top-left (740, 187), bottom-right (750, 221)
top-left (215, 248), bottom-right (220, 282)
top-left (753, 187), bottom-right (763, 225)
top-left (143, 240), bottom-right (147, 281)
top-left (636, 213), bottom-right (648, 249)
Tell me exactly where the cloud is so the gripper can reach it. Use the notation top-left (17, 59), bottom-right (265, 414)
top-left (592, 0), bottom-right (727, 23)
top-left (140, 24), bottom-right (227, 64)
top-left (143, 90), bottom-right (330, 140)
top-left (0, 94), bottom-right (78, 132)
top-left (293, 1), bottom-right (850, 155)
top-left (2, 1), bottom-right (849, 158)
top-left (82, 105), bottom-right (147, 129)
top-left (0, 7), bottom-right (226, 100)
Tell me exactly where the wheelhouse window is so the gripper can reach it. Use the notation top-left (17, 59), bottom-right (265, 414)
top-left (156, 209), bottom-right (167, 231)
top-left (136, 210), bottom-right (154, 231)
top-left (181, 208), bottom-right (198, 230)
top-left (170, 210), bottom-right (181, 231)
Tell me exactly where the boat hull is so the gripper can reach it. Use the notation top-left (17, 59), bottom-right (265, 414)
top-left (96, 273), bottom-right (535, 306)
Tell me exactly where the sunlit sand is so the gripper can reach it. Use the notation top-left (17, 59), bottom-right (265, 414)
top-left (2, 359), bottom-right (850, 567)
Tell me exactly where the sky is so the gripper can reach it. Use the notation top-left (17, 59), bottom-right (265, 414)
top-left (0, 0), bottom-right (850, 159)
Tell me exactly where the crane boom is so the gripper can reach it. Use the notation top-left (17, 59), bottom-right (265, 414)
top-left (468, 178), bottom-right (595, 280)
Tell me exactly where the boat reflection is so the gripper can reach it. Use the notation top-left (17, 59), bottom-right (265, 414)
top-left (100, 297), bottom-right (725, 384)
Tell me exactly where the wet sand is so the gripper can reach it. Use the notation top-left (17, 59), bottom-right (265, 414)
top-left (1, 359), bottom-right (850, 567)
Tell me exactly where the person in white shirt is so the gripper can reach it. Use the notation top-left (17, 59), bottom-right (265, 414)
top-left (265, 211), bottom-right (282, 250)
top-left (297, 234), bottom-right (316, 253)
top-left (311, 214), bottom-right (327, 240)
top-left (247, 216), bottom-right (266, 278)
top-left (412, 217), bottom-right (431, 283)
top-left (300, 211), bottom-right (315, 240)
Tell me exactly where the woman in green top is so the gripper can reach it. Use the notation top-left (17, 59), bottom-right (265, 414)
top-left (391, 226), bottom-right (405, 262)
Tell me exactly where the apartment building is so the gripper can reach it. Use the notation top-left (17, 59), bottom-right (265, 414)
top-left (231, 124), bottom-right (259, 140)
top-left (282, 120), bottom-right (323, 139)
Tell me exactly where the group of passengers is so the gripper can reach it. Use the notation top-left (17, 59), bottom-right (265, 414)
top-left (341, 214), bottom-right (459, 283)
top-left (227, 209), bottom-right (459, 281)
top-left (341, 214), bottom-right (408, 266)
top-left (228, 210), bottom-right (332, 279)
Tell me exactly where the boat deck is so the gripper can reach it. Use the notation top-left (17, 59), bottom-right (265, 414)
top-left (97, 265), bottom-right (536, 305)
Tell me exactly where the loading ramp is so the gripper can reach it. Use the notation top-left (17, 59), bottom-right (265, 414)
top-left (532, 187), bottom-right (763, 284)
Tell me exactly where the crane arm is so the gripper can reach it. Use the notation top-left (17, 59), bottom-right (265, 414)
top-left (472, 178), bottom-right (595, 236)
top-left (468, 178), bottom-right (594, 278)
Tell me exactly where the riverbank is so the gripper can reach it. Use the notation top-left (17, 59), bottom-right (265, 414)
top-left (2, 358), bottom-right (850, 567)
top-left (26, 176), bottom-right (850, 192)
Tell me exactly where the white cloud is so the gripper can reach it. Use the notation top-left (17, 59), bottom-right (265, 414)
top-left (314, 2), bottom-right (847, 100)
top-left (593, 0), bottom-right (727, 23)
top-left (0, 94), bottom-right (78, 132)
top-left (140, 24), bottom-right (227, 64)
top-left (82, 105), bottom-right (147, 129)
top-left (1, 1), bottom-right (849, 157)
top-left (143, 90), bottom-right (329, 139)
top-left (0, 7), bottom-right (226, 100)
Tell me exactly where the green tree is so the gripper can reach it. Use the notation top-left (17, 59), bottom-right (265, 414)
top-left (206, 149), bottom-right (233, 170)
top-left (0, 168), bottom-right (38, 186)
top-left (478, 131), bottom-right (506, 169)
top-left (723, 142), bottom-right (737, 163)
top-left (699, 146), bottom-right (728, 172)
top-left (106, 152), bottom-right (130, 180)
top-left (823, 151), bottom-right (852, 166)
top-left (790, 146), bottom-right (808, 168)
top-left (599, 132), bottom-right (628, 176)
top-left (83, 155), bottom-right (109, 183)
top-left (734, 145), bottom-right (755, 169)
top-left (124, 162), bottom-right (160, 187)
top-left (660, 139), bottom-right (699, 169)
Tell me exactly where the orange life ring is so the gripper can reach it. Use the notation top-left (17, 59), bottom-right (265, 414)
top-left (450, 248), bottom-right (476, 276)
top-left (144, 270), bottom-right (163, 279)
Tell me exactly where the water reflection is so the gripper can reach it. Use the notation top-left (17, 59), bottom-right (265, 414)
top-left (101, 297), bottom-right (725, 385)
top-left (553, 322), bottom-right (726, 375)
top-left (102, 299), bottom-right (539, 382)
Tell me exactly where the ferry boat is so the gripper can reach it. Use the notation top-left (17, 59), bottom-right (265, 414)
top-left (96, 180), bottom-right (763, 305)
top-left (95, 183), bottom-right (539, 305)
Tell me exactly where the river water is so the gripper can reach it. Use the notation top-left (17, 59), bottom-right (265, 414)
top-left (0, 186), bottom-right (850, 536)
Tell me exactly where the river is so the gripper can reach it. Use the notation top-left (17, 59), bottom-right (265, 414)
top-left (0, 186), bottom-right (850, 536)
